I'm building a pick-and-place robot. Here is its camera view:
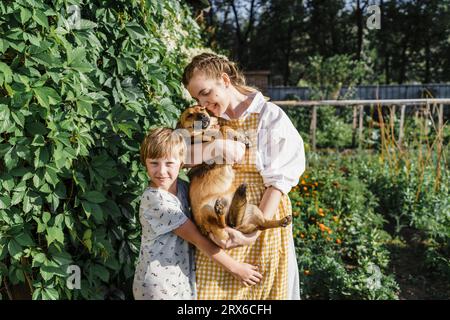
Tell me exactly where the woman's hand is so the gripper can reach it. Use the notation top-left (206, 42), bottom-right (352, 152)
top-left (230, 262), bottom-right (262, 287)
top-left (209, 227), bottom-right (261, 249)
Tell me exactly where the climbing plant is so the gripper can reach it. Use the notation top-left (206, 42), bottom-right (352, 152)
top-left (0, 0), bottom-right (202, 299)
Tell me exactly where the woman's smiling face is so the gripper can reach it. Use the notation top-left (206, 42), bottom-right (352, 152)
top-left (186, 71), bottom-right (231, 117)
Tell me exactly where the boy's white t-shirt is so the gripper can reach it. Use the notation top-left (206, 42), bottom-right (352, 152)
top-left (133, 179), bottom-right (197, 300)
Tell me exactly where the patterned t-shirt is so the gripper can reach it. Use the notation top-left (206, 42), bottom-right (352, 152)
top-left (132, 179), bottom-right (196, 300)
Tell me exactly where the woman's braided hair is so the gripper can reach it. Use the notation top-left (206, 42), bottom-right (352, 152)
top-left (182, 53), bottom-right (257, 95)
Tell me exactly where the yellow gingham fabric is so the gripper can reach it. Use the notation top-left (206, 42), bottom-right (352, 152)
top-left (195, 112), bottom-right (291, 300)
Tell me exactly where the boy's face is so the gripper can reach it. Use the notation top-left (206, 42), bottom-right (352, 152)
top-left (146, 157), bottom-right (181, 191)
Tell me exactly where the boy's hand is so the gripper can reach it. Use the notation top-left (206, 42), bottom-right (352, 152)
top-left (231, 262), bottom-right (262, 287)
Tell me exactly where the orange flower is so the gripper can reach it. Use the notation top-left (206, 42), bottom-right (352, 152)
top-left (303, 186), bottom-right (308, 191)
top-left (304, 270), bottom-right (310, 276)
top-left (300, 233), bottom-right (305, 238)
top-left (336, 239), bottom-right (342, 244)
top-left (301, 179), bottom-right (306, 185)
top-left (304, 175), bottom-right (309, 179)
top-left (333, 216), bottom-right (339, 222)
top-left (314, 182), bottom-right (318, 186)
top-left (319, 223), bottom-right (326, 232)
top-left (327, 229), bottom-right (333, 235)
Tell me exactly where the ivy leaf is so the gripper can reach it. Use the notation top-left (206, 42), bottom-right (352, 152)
top-left (81, 200), bottom-right (104, 222)
top-left (0, 38), bottom-right (10, 54)
top-left (76, 99), bottom-right (93, 118)
top-left (15, 232), bottom-right (35, 247)
top-left (44, 164), bottom-right (59, 187)
top-left (46, 226), bottom-right (64, 245)
top-left (43, 211), bottom-right (51, 224)
top-left (42, 288), bottom-right (59, 300)
top-left (50, 250), bottom-right (72, 266)
top-left (33, 87), bottom-right (61, 109)
top-left (32, 252), bottom-right (47, 267)
top-left (0, 62), bottom-right (13, 85)
top-left (1, 175), bottom-right (15, 192)
top-left (11, 191), bottom-right (25, 206)
top-left (7, 239), bottom-right (22, 259)
top-left (125, 23), bottom-right (146, 40)
top-left (92, 264), bottom-right (110, 282)
top-left (22, 195), bottom-right (33, 214)
top-left (31, 135), bottom-right (46, 146)
top-left (0, 196), bottom-right (11, 209)
top-left (20, 7), bottom-right (32, 24)
top-left (82, 191), bottom-right (106, 204)
top-left (33, 9), bottom-right (49, 29)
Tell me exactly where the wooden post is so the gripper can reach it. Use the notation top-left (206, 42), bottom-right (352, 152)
top-left (352, 106), bottom-right (358, 148)
top-left (390, 105), bottom-right (396, 139)
top-left (398, 104), bottom-right (406, 148)
top-left (310, 105), bottom-right (317, 152)
top-left (435, 104), bottom-right (444, 190)
top-left (438, 104), bottom-right (444, 131)
top-left (358, 105), bottom-right (364, 149)
top-left (424, 103), bottom-right (429, 136)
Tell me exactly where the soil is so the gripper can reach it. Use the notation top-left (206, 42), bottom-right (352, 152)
top-left (385, 224), bottom-right (450, 300)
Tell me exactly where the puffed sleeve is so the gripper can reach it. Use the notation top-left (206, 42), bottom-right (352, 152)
top-left (140, 189), bottom-right (188, 237)
top-left (256, 102), bottom-right (306, 195)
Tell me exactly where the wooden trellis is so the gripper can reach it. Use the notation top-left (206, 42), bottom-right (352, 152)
top-left (272, 98), bottom-right (449, 152)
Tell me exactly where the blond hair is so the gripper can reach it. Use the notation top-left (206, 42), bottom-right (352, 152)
top-left (140, 127), bottom-right (187, 165)
top-left (182, 52), bottom-right (257, 95)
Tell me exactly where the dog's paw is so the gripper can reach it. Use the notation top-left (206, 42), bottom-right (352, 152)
top-left (214, 198), bottom-right (225, 216)
top-left (281, 215), bottom-right (292, 227)
top-left (235, 183), bottom-right (247, 196)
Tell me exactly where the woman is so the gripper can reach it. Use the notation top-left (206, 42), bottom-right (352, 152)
top-left (183, 53), bottom-right (305, 299)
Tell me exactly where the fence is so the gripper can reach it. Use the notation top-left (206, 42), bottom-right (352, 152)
top-left (268, 84), bottom-right (450, 101)
top-left (271, 98), bottom-right (450, 152)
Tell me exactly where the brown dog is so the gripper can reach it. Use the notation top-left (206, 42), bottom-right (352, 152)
top-left (177, 105), bottom-right (292, 242)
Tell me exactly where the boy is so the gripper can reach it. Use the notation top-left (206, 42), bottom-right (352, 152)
top-left (133, 127), bottom-right (262, 300)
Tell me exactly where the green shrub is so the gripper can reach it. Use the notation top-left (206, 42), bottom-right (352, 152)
top-left (347, 153), bottom-right (450, 280)
top-left (290, 156), bottom-right (399, 299)
top-left (0, 0), bottom-right (202, 300)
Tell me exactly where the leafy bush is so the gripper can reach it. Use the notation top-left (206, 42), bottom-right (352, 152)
top-left (0, 0), bottom-right (201, 300)
top-left (352, 154), bottom-right (450, 278)
top-left (290, 156), bottom-right (399, 299)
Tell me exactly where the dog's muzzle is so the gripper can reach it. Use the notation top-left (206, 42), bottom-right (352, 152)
top-left (196, 114), bottom-right (210, 129)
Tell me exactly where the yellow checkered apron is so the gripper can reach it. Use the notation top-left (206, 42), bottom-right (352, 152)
top-left (195, 112), bottom-right (291, 300)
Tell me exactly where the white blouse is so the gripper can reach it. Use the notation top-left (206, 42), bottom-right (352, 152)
top-left (221, 92), bottom-right (306, 195)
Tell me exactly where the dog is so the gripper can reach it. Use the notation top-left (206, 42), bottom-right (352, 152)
top-left (177, 105), bottom-right (292, 242)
